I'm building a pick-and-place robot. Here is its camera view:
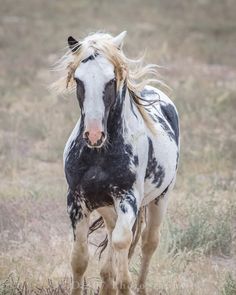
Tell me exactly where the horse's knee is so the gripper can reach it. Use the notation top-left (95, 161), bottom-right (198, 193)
top-left (112, 226), bottom-right (133, 251)
top-left (142, 230), bottom-right (160, 254)
top-left (71, 229), bottom-right (89, 278)
top-left (142, 239), bottom-right (159, 255)
top-left (71, 250), bottom-right (89, 276)
top-left (100, 265), bottom-right (114, 281)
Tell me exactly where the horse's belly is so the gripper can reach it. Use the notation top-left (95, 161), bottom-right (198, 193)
top-left (142, 180), bottom-right (166, 206)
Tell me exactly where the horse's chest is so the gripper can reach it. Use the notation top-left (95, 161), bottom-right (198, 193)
top-left (65, 145), bottom-right (136, 208)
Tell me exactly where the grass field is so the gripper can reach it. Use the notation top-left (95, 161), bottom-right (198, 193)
top-left (0, 0), bottom-right (236, 294)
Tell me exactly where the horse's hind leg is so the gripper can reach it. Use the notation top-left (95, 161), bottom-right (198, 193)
top-left (97, 207), bottom-right (117, 295)
top-left (137, 195), bottom-right (169, 295)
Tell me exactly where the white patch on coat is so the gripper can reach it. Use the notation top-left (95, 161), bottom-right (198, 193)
top-left (63, 118), bottom-right (80, 167)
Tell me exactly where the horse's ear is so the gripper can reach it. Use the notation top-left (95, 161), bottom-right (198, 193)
top-left (68, 36), bottom-right (81, 52)
top-left (112, 31), bottom-right (127, 49)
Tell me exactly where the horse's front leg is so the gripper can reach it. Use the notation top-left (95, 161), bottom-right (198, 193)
top-left (68, 192), bottom-right (90, 295)
top-left (97, 207), bottom-right (117, 295)
top-left (112, 189), bottom-right (140, 295)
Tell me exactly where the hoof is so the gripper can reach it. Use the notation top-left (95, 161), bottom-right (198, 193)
top-left (99, 282), bottom-right (116, 295)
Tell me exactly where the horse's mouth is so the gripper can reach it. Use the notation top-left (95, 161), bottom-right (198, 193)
top-left (85, 137), bottom-right (106, 149)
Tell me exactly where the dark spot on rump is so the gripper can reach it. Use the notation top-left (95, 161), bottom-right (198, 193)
top-left (145, 137), bottom-right (165, 188)
top-left (156, 115), bottom-right (177, 144)
top-left (160, 103), bottom-right (179, 145)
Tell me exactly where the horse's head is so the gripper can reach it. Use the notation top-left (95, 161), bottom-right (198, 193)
top-left (67, 32), bottom-right (127, 148)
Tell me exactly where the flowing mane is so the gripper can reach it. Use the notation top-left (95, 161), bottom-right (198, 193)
top-left (52, 32), bottom-right (163, 133)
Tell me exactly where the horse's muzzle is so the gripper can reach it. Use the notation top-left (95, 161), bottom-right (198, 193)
top-left (83, 130), bottom-right (106, 148)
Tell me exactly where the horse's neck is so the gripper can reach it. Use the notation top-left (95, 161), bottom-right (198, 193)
top-left (123, 91), bottom-right (141, 133)
top-left (107, 88), bottom-right (139, 140)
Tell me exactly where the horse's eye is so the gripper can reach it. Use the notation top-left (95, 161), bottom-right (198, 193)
top-left (74, 78), bottom-right (85, 107)
top-left (103, 78), bottom-right (116, 108)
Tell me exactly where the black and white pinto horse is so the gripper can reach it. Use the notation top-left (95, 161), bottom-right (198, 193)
top-left (58, 31), bottom-right (179, 295)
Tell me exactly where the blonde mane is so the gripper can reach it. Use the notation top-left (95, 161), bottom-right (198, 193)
top-left (52, 32), bottom-right (163, 133)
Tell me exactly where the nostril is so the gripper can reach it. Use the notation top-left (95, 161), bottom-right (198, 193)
top-left (101, 132), bottom-right (105, 139)
top-left (84, 131), bottom-right (89, 139)
top-left (83, 130), bottom-right (106, 147)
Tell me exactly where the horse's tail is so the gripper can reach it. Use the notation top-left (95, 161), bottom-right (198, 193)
top-left (128, 207), bottom-right (146, 259)
top-left (89, 216), bottom-right (108, 259)
top-left (88, 207), bottom-right (146, 260)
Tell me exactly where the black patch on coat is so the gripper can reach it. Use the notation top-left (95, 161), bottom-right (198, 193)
top-left (160, 103), bottom-right (179, 145)
top-left (119, 190), bottom-right (137, 215)
top-left (67, 190), bottom-right (83, 239)
top-left (145, 137), bottom-right (165, 187)
top-left (133, 155), bottom-right (139, 166)
top-left (81, 52), bottom-right (99, 63)
top-left (156, 115), bottom-right (177, 144)
top-left (65, 140), bottom-right (136, 211)
top-left (119, 203), bottom-right (128, 213)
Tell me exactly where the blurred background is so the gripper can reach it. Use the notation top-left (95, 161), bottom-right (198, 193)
top-left (0, 0), bottom-right (235, 294)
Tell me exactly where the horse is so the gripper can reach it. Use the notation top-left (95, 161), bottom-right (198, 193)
top-left (53, 31), bottom-right (180, 295)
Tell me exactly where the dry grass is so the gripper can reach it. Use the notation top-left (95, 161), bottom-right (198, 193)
top-left (0, 0), bottom-right (236, 294)
top-left (0, 275), bottom-right (71, 295)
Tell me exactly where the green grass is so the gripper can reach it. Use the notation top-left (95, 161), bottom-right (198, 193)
top-left (221, 273), bottom-right (236, 295)
top-left (168, 205), bottom-right (233, 255)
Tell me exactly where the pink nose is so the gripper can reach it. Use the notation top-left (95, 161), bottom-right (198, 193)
top-left (83, 130), bottom-right (105, 146)
top-left (83, 120), bottom-right (106, 147)
top-left (85, 130), bottom-right (103, 145)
